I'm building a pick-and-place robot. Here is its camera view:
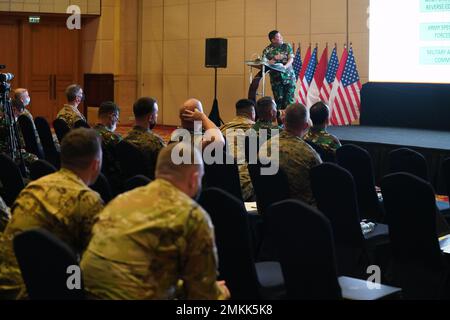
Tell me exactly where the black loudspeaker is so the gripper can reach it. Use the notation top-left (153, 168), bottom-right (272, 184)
top-left (205, 38), bottom-right (227, 68)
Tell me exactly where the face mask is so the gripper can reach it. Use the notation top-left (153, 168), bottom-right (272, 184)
top-left (23, 97), bottom-right (31, 107)
top-left (150, 119), bottom-right (157, 130)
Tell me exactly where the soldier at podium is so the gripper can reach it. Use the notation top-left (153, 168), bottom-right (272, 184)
top-left (262, 30), bottom-right (296, 110)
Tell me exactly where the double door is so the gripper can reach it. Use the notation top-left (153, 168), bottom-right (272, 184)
top-left (0, 15), bottom-right (82, 122)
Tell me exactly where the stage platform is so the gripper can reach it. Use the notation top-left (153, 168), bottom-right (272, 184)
top-left (328, 126), bottom-right (450, 194)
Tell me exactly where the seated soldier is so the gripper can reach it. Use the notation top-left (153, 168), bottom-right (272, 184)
top-left (172, 98), bottom-right (225, 150)
top-left (124, 97), bottom-right (166, 179)
top-left (259, 103), bottom-right (322, 206)
top-left (81, 142), bottom-right (230, 300)
top-left (304, 101), bottom-right (342, 154)
top-left (56, 84), bottom-right (87, 129)
top-left (252, 96), bottom-right (283, 140)
top-left (220, 99), bottom-right (256, 201)
top-left (0, 128), bottom-right (104, 300)
top-left (94, 101), bottom-right (122, 194)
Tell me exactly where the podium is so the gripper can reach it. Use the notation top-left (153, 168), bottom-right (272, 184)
top-left (245, 59), bottom-right (286, 101)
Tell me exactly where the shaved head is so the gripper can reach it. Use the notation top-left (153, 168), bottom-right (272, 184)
top-left (156, 142), bottom-right (203, 181)
top-left (180, 98), bottom-right (204, 130)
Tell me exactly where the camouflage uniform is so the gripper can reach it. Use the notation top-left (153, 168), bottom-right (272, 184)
top-left (81, 178), bottom-right (226, 300)
top-left (262, 43), bottom-right (296, 110)
top-left (0, 196), bottom-right (10, 232)
top-left (0, 109), bottom-right (38, 172)
top-left (19, 108), bottom-right (42, 148)
top-left (252, 120), bottom-right (282, 140)
top-left (0, 169), bottom-right (104, 300)
top-left (220, 116), bottom-right (255, 201)
top-left (124, 126), bottom-right (166, 179)
top-left (259, 131), bottom-right (322, 206)
top-left (94, 124), bottom-right (123, 194)
top-left (304, 127), bottom-right (342, 154)
top-left (56, 104), bottom-right (86, 129)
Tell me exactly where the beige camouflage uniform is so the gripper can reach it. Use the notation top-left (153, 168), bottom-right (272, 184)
top-left (124, 126), bottom-right (166, 179)
top-left (0, 169), bottom-right (104, 300)
top-left (259, 130), bottom-right (322, 206)
top-left (220, 116), bottom-right (255, 201)
top-left (56, 104), bottom-right (86, 129)
top-left (81, 178), bottom-right (226, 300)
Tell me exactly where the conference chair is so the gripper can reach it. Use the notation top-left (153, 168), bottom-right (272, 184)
top-left (388, 148), bottom-right (429, 181)
top-left (0, 153), bottom-right (25, 206)
top-left (53, 119), bottom-right (70, 144)
top-left (34, 117), bottom-right (60, 168)
top-left (202, 147), bottom-right (243, 202)
top-left (305, 140), bottom-right (336, 163)
top-left (199, 188), bottom-right (285, 300)
top-left (90, 173), bottom-right (113, 204)
top-left (18, 115), bottom-right (45, 160)
top-left (29, 159), bottom-right (56, 181)
top-left (311, 163), bottom-right (389, 278)
top-left (13, 228), bottom-right (85, 300)
top-left (115, 140), bottom-right (151, 181)
top-left (73, 119), bottom-right (90, 129)
top-left (124, 175), bottom-right (152, 192)
top-left (381, 173), bottom-right (450, 299)
top-left (248, 162), bottom-right (290, 261)
top-left (336, 144), bottom-right (384, 222)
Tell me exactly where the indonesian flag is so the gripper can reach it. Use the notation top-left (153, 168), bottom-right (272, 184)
top-left (319, 45), bottom-right (339, 104)
top-left (295, 45), bottom-right (312, 104)
top-left (306, 46), bottom-right (328, 108)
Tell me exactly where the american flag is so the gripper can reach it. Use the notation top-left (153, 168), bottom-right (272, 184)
top-left (319, 45), bottom-right (339, 104)
top-left (297, 46), bottom-right (317, 106)
top-left (292, 47), bottom-right (302, 80)
top-left (330, 46), bottom-right (362, 126)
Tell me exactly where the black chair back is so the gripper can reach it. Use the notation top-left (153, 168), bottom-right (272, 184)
top-left (90, 173), bottom-right (113, 204)
top-left (388, 148), bottom-right (429, 181)
top-left (381, 173), bottom-right (449, 299)
top-left (124, 175), bottom-right (152, 192)
top-left (18, 115), bottom-right (45, 160)
top-left (248, 163), bottom-right (290, 216)
top-left (73, 120), bottom-right (90, 129)
top-left (29, 159), bottom-right (56, 181)
top-left (268, 200), bottom-right (342, 299)
top-left (53, 119), bottom-right (70, 144)
top-left (199, 188), bottom-right (261, 299)
top-left (203, 148), bottom-right (243, 202)
top-left (13, 228), bottom-right (85, 300)
top-left (305, 140), bottom-right (336, 163)
top-left (310, 163), bottom-right (368, 277)
top-left (336, 144), bottom-right (384, 222)
top-left (0, 153), bottom-right (25, 206)
top-left (34, 117), bottom-right (60, 168)
top-left (116, 140), bottom-right (150, 181)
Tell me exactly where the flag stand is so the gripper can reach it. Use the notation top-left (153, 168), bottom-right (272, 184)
top-left (209, 67), bottom-right (223, 127)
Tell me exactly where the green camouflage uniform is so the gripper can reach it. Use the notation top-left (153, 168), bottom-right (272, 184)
top-left (94, 124), bottom-right (123, 194)
top-left (124, 126), bottom-right (166, 179)
top-left (304, 127), bottom-right (342, 154)
top-left (0, 109), bottom-right (38, 172)
top-left (56, 104), bottom-right (86, 129)
top-left (220, 116), bottom-right (255, 201)
top-left (0, 196), bottom-right (10, 232)
top-left (262, 43), bottom-right (296, 110)
top-left (81, 178), bottom-right (226, 300)
top-left (0, 169), bottom-right (104, 300)
top-left (259, 131), bottom-right (322, 206)
top-left (252, 120), bottom-right (282, 140)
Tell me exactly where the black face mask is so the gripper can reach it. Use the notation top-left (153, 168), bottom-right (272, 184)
top-left (192, 186), bottom-right (202, 202)
top-left (150, 119), bottom-right (157, 130)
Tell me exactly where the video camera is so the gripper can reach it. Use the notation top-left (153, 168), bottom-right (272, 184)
top-left (0, 64), bottom-right (14, 83)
